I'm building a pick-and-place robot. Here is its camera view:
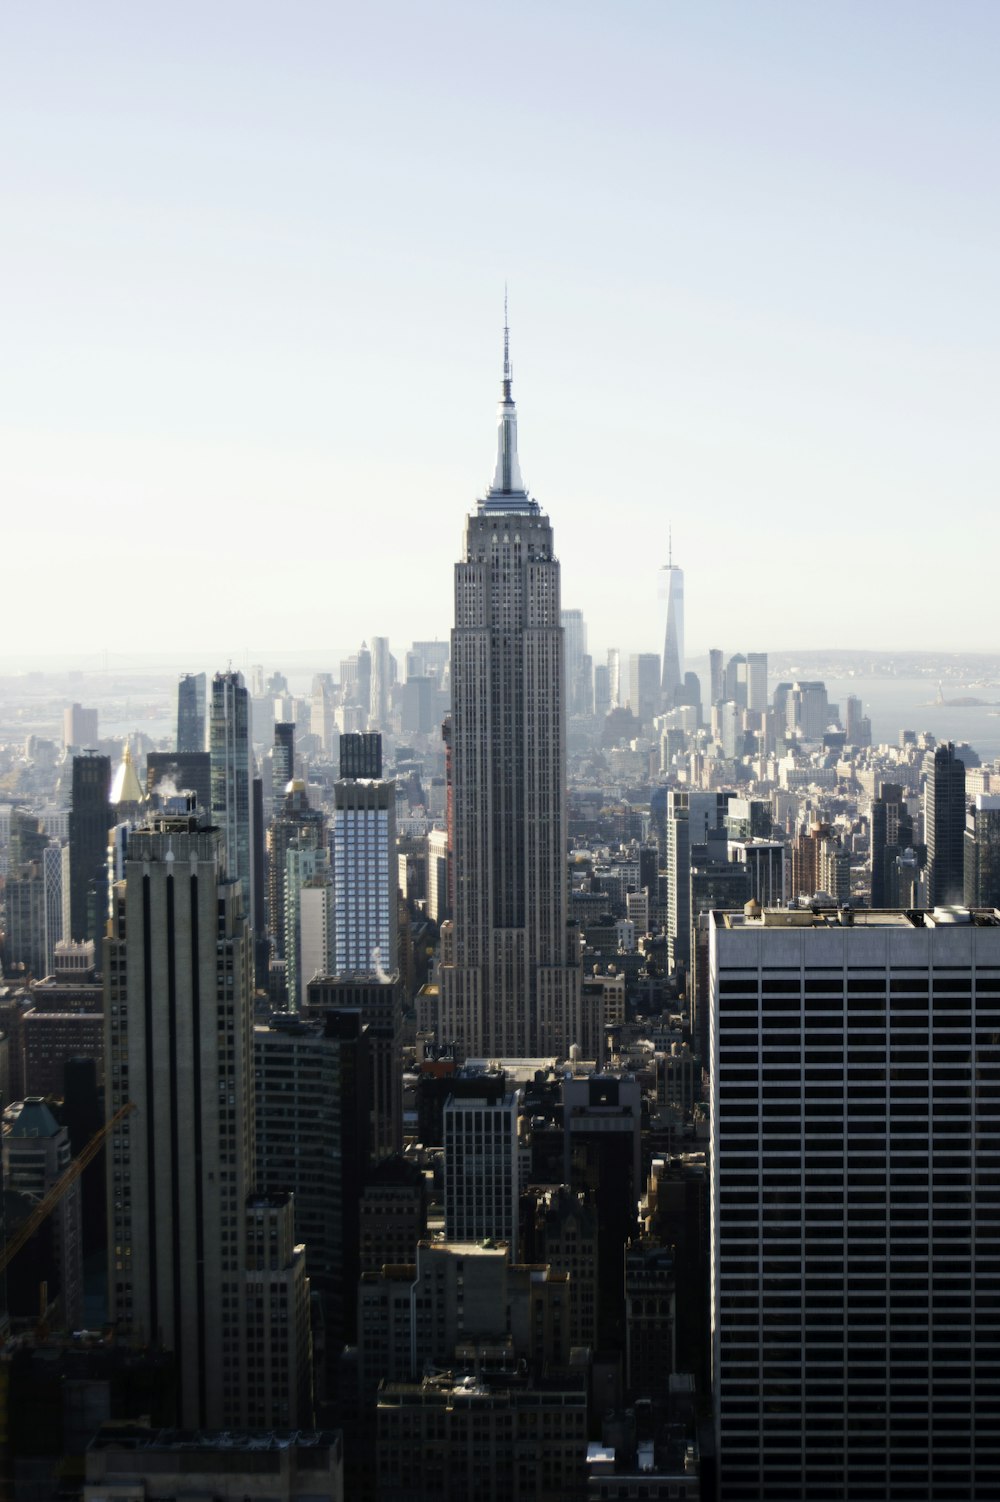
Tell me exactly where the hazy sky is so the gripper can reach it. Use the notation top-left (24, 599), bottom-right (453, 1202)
top-left (3, 1), bottom-right (998, 668)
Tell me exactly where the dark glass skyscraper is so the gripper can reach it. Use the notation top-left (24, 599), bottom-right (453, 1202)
top-left (924, 741), bottom-right (966, 905)
top-left (870, 781), bottom-right (914, 907)
top-left (273, 721), bottom-right (295, 799)
top-left (210, 670), bottom-right (255, 925)
top-left (176, 672), bottom-right (206, 754)
top-left (68, 752), bottom-right (112, 965)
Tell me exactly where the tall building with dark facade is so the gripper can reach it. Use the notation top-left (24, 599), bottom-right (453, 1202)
top-left (439, 323), bottom-right (582, 1058)
top-left (254, 1009), bottom-right (370, 1365)
top-left (870, 781), bottom-right (914, 907)
top-left (146, 751), bottom-right (212, 817)
top-left (273, 721), bottom-right (295, 798)
top-left (176, 672), bottom-right (206, 754)
top-left (210, 670), bottom-right (256, 926)
top-left (105, 816), bottom-right (255, 1426)
top-left (710, 905), bottom-right (1000, 1501)
top-left (966, 794), bottom-right (1000, 907)
top-left (307, 972), bottom-right (402, 1160)
top-left (68, 752), bottom-right (112, 966)
top-left (924, 741), bottom-right (966, 905)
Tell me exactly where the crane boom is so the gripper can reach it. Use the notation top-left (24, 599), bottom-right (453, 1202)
top-left (0, 1101), bottom-right (135, 1276)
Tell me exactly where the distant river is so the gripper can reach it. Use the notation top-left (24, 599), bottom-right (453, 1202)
top-left (815, 676), bottom-right (1000, 763)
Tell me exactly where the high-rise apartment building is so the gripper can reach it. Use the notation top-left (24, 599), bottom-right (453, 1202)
top-left (176, 672), bottom-right (206, 754)
top-left (210, 670), bottom-right (256, 925)
top-left (710, 905), bottom-right (1000, 1501)
top-left (333, 773), bottom-right (397, 975)
top-left (105, 816), bottom-right (255, 1427)
top-left (925, 741), bottom-right (966, 905)
top-left (438, 325), bottom-right (582, 1058)
top-left (658, 547), bottom-right (684, 710)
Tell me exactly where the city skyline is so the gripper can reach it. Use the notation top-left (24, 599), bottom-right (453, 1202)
top-left (4, 2), bottom-right (1000, 660)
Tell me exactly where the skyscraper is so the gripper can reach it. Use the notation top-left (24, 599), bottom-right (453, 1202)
top-left (965, 793), bottom-right (1000, 906)
top-left (68, 752), bottom-right (112, 964)
top-left (626, 651), bottom-right (661, 727)
top-left (746, 651), bottom-right (768, 714)
top-left (709, 648), bottom-right (724, 707)
top-left (870, 781), bottom-right (914, 907)
top-left (105, 815), bottom-right (255, 1426)
top-left (176, 672), bottom-right (206, 754)
top-left (560, 607), bottom-right (588, 716)
top-left (273, 720), bottom-right (295, 799)
top-left (925, 741), bottom-right (966, 905)
top-left (63, 703), bottom-right (98, 751)
top-left (333, 746), bottom-right (397, 975)
top-left (665, 789), bottom-right (731, 974)
top-left (438, 319), bottom-right (582, 1058)
top-left (369, 636), bottom-right (395, 731)
top-left (210, 670), bottom-right (256, 926)
top-left (658, 544), bottom-right (684, 710)
top-left (710, 904), bottom-right (1000, 1501)
top-left (443, 1089), bottom-right (520, 1246)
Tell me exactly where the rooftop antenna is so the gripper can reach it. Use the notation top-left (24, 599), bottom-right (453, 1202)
top-left (503, 282), bottom-right (511, 386)
top-left (668, 524), bottom-right (673, 568)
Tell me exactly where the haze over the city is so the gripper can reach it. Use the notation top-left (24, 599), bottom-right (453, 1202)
top-left (3, 0), bottom-right (998, 660)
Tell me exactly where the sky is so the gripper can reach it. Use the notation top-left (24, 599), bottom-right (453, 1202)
top-left (2, 1), bottom-right (999, 669)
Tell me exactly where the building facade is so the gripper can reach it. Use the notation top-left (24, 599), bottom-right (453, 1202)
top-left (439, 325), bottom-right (581, 1058)
top-left (925, 742), bottom-right (967, 906)
top-left (210, 671), bottom-right (256, 925)
top-left (105, 817), bottom-right (255, 1427)
top-left (710, 905), bottom-right (1000, 1501)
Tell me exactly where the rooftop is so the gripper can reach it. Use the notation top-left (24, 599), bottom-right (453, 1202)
top-left (715, 905), bottom-right (1000, 930)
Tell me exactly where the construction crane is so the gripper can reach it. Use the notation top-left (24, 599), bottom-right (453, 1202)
top-left (0, 1101), bottom-right (135, 1276)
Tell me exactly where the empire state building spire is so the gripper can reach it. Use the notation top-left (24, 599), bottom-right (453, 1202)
top-left (484, 296), bottom-right (535, 511)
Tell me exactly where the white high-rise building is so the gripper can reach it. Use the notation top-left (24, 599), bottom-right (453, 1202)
top-left (333, 776), bottom-right (397, 974)
top-left (439, 318), bottom-right (582, 1058)
top-left (561, 607), bottom-right (588, 716)
top-left (710, 905), bottom-right (1000, 1501)
top-left (658, 541), bottom-right (684, 710)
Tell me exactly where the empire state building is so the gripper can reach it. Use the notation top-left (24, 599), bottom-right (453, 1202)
top-left (439, 323), bottom-right (586, 1060)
